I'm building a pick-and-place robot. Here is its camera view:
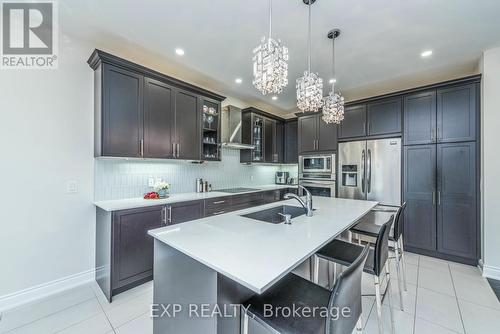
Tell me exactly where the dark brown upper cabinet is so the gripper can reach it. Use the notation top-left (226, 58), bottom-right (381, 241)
top-left (367, 98), bottom-right (402, 136)
top-left (404, 91), bottom-right (437, 145)
top-left (404, 83), bottom-right (477, 146)
top-left (240, 108), bottom-right (284, 164)
top-left (436, 84), bottom-right (476, 143)
top-left (284, 119), bottom-right (298, 164)
top-left (338, 104), bottom-right (367, 139)
top-left (298, 113), bottom-right (337, 155)
top-left (101, 64), bottom-right (144, 157)
top-left (143, 78), bottom-right (174, 158)
top-left (174, 89), bottom-right (200, 160)
top-left (89, 49), bottom-right (225, 160)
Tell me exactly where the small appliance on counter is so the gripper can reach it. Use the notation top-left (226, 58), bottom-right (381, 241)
top-left (196, 178), bottom-right (212, 193)
top-left (275, 171), bottom-right (289, 185)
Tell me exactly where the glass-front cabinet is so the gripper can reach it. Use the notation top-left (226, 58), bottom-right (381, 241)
top-left (201, 98), bottom-right (221, 161)
top-left (251, 115), bottom-right (264, 162)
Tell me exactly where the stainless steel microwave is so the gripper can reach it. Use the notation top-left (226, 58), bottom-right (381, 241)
top-left (299, 154), bottom-right (335, 174)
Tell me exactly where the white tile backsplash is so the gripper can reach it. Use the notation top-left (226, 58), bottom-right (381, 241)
top-left (95, 148), bottom-right (298, 201)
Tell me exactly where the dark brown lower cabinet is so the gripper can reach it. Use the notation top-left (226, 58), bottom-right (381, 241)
top-left (168, 200), bottom-right (204, 224)
top-left (403, 142), bottom-right (478, 264)
top-left (96, 188), bottom-right (298, 301)
top-left (403, 145), bottom-right (437, 252)
top-left (111, 206), bottom-right (164, 296)
top-left (436, 142), bottom-right (477, 259)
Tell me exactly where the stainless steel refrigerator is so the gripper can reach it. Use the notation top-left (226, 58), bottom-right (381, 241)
top-left (338, 138), bottom-right (401, 205)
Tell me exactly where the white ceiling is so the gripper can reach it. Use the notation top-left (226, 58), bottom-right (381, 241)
top-left (60, 0), bottom-right (500, 117)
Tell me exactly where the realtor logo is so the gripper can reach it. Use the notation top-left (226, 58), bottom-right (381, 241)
top-left (1, 1), bottom-right (58, 69)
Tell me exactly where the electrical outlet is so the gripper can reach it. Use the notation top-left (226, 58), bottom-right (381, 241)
top-left (66, 180), bottom-right (78, 194)
top-left (148, 177), bottom-right (155, 187)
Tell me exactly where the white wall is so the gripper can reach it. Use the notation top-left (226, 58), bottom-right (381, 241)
top-left (0, 38), bottom-right (95, 305)
top-left (481, 46), bottom-right (500, 279)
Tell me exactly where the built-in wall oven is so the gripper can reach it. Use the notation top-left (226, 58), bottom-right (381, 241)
top-left (299, 154), bottom-right (336, 197)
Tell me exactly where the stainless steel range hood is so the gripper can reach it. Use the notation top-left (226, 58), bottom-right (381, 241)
top-left (220, 105), bottom-right (256, 150)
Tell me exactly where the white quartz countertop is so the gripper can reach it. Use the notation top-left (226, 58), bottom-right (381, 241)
top-left (148, 197), bottom-right (378, 294)
top-left (94, 184), bottom-right (296, 211)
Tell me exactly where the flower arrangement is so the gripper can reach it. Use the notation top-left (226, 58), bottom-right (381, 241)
top-left (154, 181), bottom-right (170, 198)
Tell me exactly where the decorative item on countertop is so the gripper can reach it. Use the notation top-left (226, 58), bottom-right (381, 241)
top-left (296, 0), bottom-right (324, 113)
top-left (144, 192), bottom-right (160, 200)
top-left (252, 0), bottom-right (288, 95)
top-left (154, 181), bottom-right (171, 199)
top-left (322, 28), bottom-right (345, 124)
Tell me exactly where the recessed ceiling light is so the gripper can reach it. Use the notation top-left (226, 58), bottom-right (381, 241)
top-left (235, 78), bottom-right (242, 84)
top-left (329, 78), bottom-right (337, 84)
top-left (272, 96), bottom-right (278, 100)
top-left (421, 50), bottom-right (433, 58)
top-left (175, 48), bottom-right (185, 56)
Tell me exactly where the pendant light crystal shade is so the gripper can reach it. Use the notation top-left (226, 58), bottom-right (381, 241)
top-left (253, 37), bottom-right (289, 95)
top-left (296, 0), bottom-right (324, 113)
top-left (296, 71), bottom-right (324, 112)
top-left (252, 0), bottom-right (289, 95)
top-left (322, 89), bottom-right (345, 124)
top-left (322, 28), bottom-right (345, 124)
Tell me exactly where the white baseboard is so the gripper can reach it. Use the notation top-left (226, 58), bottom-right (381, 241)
top-left (0, 269), bottom-right (95, 312)
top-left (482, 264), bottom-right (500, 280)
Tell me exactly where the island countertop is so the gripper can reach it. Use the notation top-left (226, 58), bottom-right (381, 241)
top-left (148, 197), bottom-right (378, 294)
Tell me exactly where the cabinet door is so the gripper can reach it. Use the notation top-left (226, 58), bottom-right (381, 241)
top-left (275, 121), bottom-right (284, 163)
top-left (175, 89), bottom-right (200, 160)
top-left (169, 201), bottom-right (204, 225)
top-left (298, 115), bottom-right (317, 154)
top-left (339, 104), bottom-right (367, 139)
top-left (367, 98), bottom-right (402, 136)
top-left (284, 120), bottom-right (298, 163)
top-left (112, 206), bottom-right (163, 290)
top-left (403, 91), bottom-right (436, 145)
top-left (102, 64), bottom-right (144, 157)
top-left (317, 118), bottom-right (338, 152)
top-left (437, 142), bottom-right (477, 259)
top-left (403, 145), bottom-right (437, 251)
top-left (143, 78), bottom-right (174, 158)
top-left (436, 84), bottom-right (476, 143)
top-left (264, 118), bottom-right (276, 163)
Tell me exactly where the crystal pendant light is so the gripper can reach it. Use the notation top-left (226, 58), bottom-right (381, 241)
top-left (296, 0), bottom-right (323, 113)
top-left (322, 29), bottom-right (345, 124)
top-left (252, 0), bottom-right (289, 95)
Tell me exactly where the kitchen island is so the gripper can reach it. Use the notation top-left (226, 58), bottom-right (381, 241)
top-left (148, 196), bottom-right (378, 334)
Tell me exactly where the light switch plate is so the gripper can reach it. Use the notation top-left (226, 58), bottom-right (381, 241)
top-left (66, 180), bottom-right (78, 193)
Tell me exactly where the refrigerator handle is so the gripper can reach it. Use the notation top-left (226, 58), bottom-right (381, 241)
top-left (361, 149), bottom-right (366, 194)
top-left (367, 149), bottom-right (372, 193)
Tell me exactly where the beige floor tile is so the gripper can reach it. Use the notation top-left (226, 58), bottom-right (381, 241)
top-left (458, 299), bottom-right (500, 334)
top-left (416, 287), bottom-right (464, 333)
top-left (383, 281), bottom-right (417, 315)
top-left (418, 266), bottom-right (455, 296)
top-left (364, 304), bottom-right (414, 334)
top-left (419, 256), bottom-right (450, 273)
top-left (414, 317), bottom-right (462, 334)
top-left (104, 289), bottom-right (153, 328)
top-left (55, 313), bottom-right (112, 334)
top-left (115, 312), bottom-right (152, 334)
top-left (452, 271), bottom-right (500, 310)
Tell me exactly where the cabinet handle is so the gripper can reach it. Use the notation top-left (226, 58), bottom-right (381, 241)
top-left (213, 200), bottom-right (226, 204)
top-left (212, 211), bottom-right (225, 215)
top-left (436, 127), bottom-right (440, 141)
top-left (437, 191), bottom-right (441, 205)
top-left (172, 143), bottom-right (176, 157)
top-left (162, 206), bottom-right (167, 225)
top-left (432, 191), bottom-right (435, 205)
top-left (177, 143), bottom-right (180, 158)
top-left (431, 128), bottom-right (435, 142)
top-left (168, 205), bottom-right (172, 223)
top-left (363, 122), bottom-right (366, 134)
top-left (367, 122), bottom-right (371, 134)
top-left (140, 139), bottom-right (144, 157)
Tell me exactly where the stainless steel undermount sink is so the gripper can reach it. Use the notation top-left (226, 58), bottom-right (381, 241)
top-left (240, 205), bottom-right (307, 224)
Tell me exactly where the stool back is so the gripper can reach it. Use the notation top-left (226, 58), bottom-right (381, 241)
top-left (325, 245), bottom-right (369, 334)
top-left (392, 202), bottom-right (407, 241)
top-left (373, 215), bottom-right (394, 276)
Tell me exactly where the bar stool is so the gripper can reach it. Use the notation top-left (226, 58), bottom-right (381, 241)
top-left (351, 203), bottom-right (408, 310)
top-left (241, 245), bottom-right (370, 334)
top-left (313, 216), bottom-right (395, 334)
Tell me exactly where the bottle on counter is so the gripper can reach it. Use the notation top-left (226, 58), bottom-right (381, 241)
top-left (196, 178), bottom-right (203, 193)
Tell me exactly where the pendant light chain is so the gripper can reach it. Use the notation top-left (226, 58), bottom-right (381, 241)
top-left (307, 1), bottom-right (311, 73)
